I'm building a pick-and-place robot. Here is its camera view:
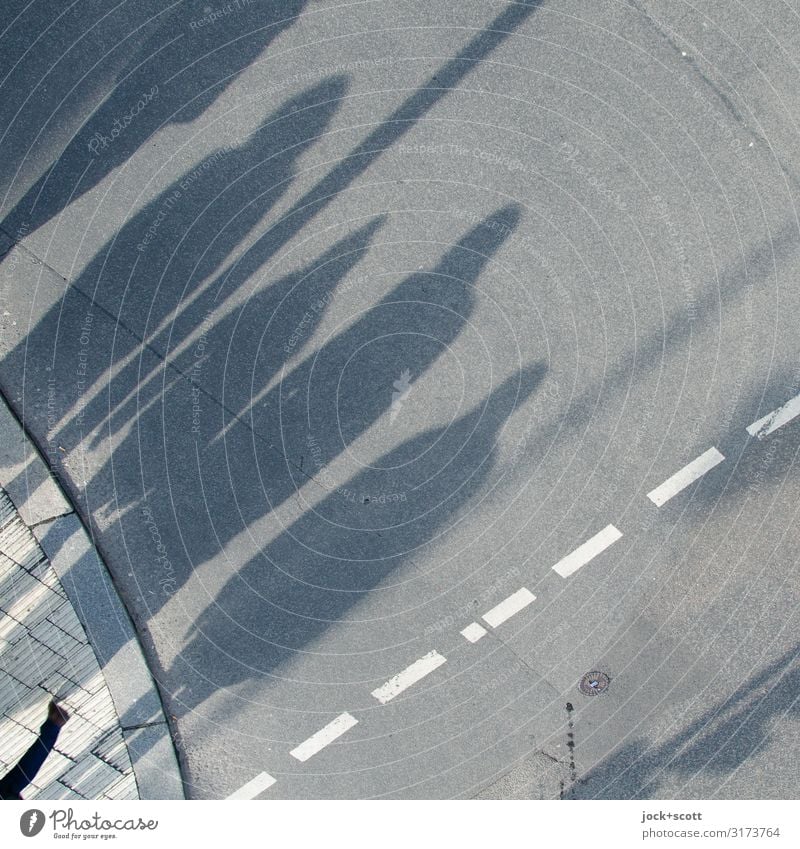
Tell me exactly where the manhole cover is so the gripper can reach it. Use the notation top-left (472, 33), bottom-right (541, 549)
top-left (579, 671), bottom-right (610, 696)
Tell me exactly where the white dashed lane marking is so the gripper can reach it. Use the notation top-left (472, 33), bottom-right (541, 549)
top-left (647, 447), bottom-right (725, 506)
top-left (481, 587), bottom-right (536, 628)
top-left (461, 622), bottom-right (487, 643)
top-left (552, 524), bottom-right (623, 578)
top-left (290, 713), bottom-right (359, 763)
top-left (227, 771), bottom-right (277, 799)
top-left (224, 385), bottom-right (800, 794)
top-left (747, 392), bottom-right (800, 438)
top-left (371, 651), bottom-right (447, 704)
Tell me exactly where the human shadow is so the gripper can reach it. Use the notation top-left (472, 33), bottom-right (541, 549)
top-left (3, 0), bottom-right (542, 437)
top-left (78, 0), bottom-right (541, 416)
top-left (0, 0), bottom-right (544, 782)
top-left (84, 213), bottom-right (388, 451)
top-left (1, 0), bottom-right (310, 237)
top-left (570, 642), bottom-right (800, 798)
top-left (86, 206), bottom-right (520, 466)
top-left (1, 0), bottom-right (534, 628)
top-left (0, 73), bottom-right (351, 449)
top-left (218, 204), bottom-right (523, 458)
top-left (75, 73), bottom-right (350, 344)
top-left (148, 0), bottom-right (543, 307)
top-left (170, 362), bottom-right (546, 715)
top-left (74, 206), bottom-right (520, 625)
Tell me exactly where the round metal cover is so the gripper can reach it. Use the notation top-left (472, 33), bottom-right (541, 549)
top-left (579, 671), bottom-right (610, 696)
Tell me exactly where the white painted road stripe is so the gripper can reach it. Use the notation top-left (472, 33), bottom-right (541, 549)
top-left (747, 392), bottom-right (800, 438)
top-left (461, 622), bottom-right (487, 643)
top-left (647, 447), bottom-right (725, 506)
top-left (371, 651), bottom-right (447, 704)
top-left (290, 713), bottom-right (358, 762)
top-left (553, 524), bottom-right (623, 578)
top-left (226, 772), bottom-right (277, 799)
top-left (482, 588), bottom-right (536, 628)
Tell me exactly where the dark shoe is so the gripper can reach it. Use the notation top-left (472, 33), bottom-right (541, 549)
top-left (47, 700), bottom-right (70, 728)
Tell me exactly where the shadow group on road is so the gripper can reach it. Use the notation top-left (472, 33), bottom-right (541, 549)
top-left (0, 1), bottom-right (548, 786)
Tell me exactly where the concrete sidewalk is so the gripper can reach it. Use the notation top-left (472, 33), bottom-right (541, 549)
top-left (0, 394), bottom-right (182, 799)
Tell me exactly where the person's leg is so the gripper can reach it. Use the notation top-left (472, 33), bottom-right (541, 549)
top-left (0, 701), bottom-right (69, 800)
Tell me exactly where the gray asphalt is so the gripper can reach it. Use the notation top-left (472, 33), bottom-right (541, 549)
top-left (1, 0), bottom-right (799, 799)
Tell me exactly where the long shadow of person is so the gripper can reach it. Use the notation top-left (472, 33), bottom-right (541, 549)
top-left (86, 213), bottom-right (387, 451)
top-left (68, 0), bottom-right (541, 425)
top-left (1, 0), bottom-right (310, 238)
top-left (1, 207), bottom-right (521, 664)
top-left (0, 74), bottom-right (350, 452)
top-left (4, 0), bottom-right (542, 450)
top-left (73, 74), bottom-right (350, 348)
top-left (182, 0), bottom-right (542, 295)
top-left (170, 361), bottom-right (546, 718)
top-left (40, 206), bottom-right (525, 774)
top-left (73, 207), bottom-right (521, 627)
top-left (215, 205), bottom-right (523, 463)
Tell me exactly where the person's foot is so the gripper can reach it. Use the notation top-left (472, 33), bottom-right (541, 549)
top-left (47, 700), bottom-right (70, 728)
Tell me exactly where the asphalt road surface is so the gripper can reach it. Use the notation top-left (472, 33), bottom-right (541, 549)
top-left (1, 0), bottom-right (799, 799)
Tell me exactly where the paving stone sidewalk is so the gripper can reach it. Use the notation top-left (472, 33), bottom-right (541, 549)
top-left (1, 484), bottom-right (138, 800)
top-left (0, 395), bottom-right (183, 799)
